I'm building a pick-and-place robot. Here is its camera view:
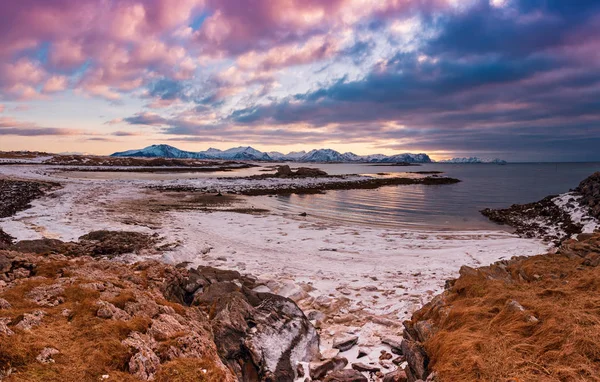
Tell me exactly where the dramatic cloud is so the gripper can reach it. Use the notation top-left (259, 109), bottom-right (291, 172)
top-left (1, 0), bottom-right (599, 159)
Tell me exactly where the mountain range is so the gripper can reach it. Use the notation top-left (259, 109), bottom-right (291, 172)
top-left (111, 144), bottom-right (433, 163)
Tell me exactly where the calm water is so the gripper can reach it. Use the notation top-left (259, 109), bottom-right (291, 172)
top-left (258, 162), bottom-right (600, 231)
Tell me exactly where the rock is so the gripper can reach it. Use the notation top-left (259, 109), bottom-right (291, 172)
top-left (306, 310), bottom-right (326, 321)
top-left (333, 335), bottom-right (358, 352)
top-left (324, 369), bottom-right (369, 382)
top-left (383, 369), bottom-right (408, 382)
top-left (276, 165), bottom-right (294, 177)
top-left (36, 347), bottom-right (59, 364)
top-left (122, 332), bottom-right (160, 381)
top-left (96, 300), bottom-right (131, 320)
top-left (414, 321), bottom-right (435, 342)
top-left (583, 252), bottom-right (600, 267)
top-left (296, 363), bottom-right (305, 378)
top-left (0, 298), bottom-right (11, 309)
top-left (295, 167), bottom-right (328, 177)
top-left (401, 339), bottom-right (429, 381)
top-left (299, 212), bottom-right (308, 217)
top-left (357, 348), bottom-right (369, 358)
top-left (13, 310), bottom-right (45, 331)
top-left (183, 268), bottom-right (319, 382)
top-left (382, 336), bottom-right (403, 353)
top-left (310, 357), bottom-right (348, 380)
top-left (379, 351), bottom-right (393, 360)
top-left (352, 362), bottom-right (380, 373)
top-left (147, 313), bottom-right (186, 341)
top-left (0, 318), bottom-right (14, 336)
top-left (321, 348), bottom-right (340, 359)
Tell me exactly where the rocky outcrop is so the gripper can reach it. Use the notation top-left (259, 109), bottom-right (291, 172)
top-left (0, 249), bottom-right (319, 381)
top-left (8, 230), bottom-right (160, 257)
top-left (481, 172), bottom-right (600, 244)
top-left (164, 265), bottom-right (320, 381)
top-left (400, 234), bottom-right (600, 382)
top-left (577, 172), bottom-right (600, 219)
top-left (480, 195), bottom-right (582, 244)
top-left (0, 179), bottom-right (60, 219)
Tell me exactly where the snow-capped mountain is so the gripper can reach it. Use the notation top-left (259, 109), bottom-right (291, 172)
top-left (267, 150), bottom-right (307, 161)
top-left (380, 153), bottom-right (433, 163)
top-left (111, 145), bottom-right (432, 163)
top-left (200, 146), bottom-right (272, 161)
top-left (341, 152), bottom-right (362, 162)
top-left (299, 149), bottom-right (348, 162)
top-left (439, 157), bottom-right (507, 164)
top-left (111, 144), bottom-right (213, 159)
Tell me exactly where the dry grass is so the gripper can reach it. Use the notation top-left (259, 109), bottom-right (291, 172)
top-left (0, 253), bottom-right (233, 382)
top-left (418, 252), bottom-right (600, 382)
top-left (154, 358), bottom-right (233, 382)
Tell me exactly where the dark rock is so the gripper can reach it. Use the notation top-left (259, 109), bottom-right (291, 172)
top-left (357, 348), bottom-right (368, 358)
top-left (382, 336), bottom-right (403, 354)
top-left (299, 212), bottom-right (308, 217)
top-left (583, 252), bottom-right (600, 267)
top-left (296, 363), bottom-right (305, 378)
top-left (324, 369), bottom-right (368, 382)
top-left (173, 266), bottom-right (320, 382)
top-left (383, 369), bottom-right (408, 382)
top-left (333, 335), bottom-right (358, 351)
top-left (276, 165), bottom-right (294, 177)
top-left (295, 167), bottom-right (328, 177)
top-left (352, 362), bottom-right (380, 373)
top-left (401, 339), bottom-right (429, 382)
top-left (0, 229), bottom-right (14, 250)
top-left (310, 357), bottom-right (348, 380)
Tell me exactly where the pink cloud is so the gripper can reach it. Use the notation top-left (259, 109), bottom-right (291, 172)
top-left (43, 75), bottom-right (69, 93)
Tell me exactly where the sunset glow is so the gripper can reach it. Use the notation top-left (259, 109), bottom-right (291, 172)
top-left (1, 0), bottom-right (599, 161)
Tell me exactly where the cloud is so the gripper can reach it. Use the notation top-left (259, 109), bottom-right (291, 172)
top-left (111, 131), bottom-right (141, 137)
top-left (0, 116), bottom-right (84, 136)
top-left (123, 112), bottom-right (169, 126)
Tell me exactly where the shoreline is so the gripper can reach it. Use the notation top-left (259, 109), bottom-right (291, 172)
top-left (0, 163), bottom-right (550, 378)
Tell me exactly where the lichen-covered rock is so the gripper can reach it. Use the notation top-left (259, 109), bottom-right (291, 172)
top-left (96, 300), bottom-right (131, 320)
top-left (13, 310), bottom-right (46, 331)
top-left (36, 347), bottom-right (59, 364)
top-left (27, 283), bottom-right (65, 307)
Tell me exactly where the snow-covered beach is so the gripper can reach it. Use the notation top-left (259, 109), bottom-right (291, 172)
top-left (0, 162), bottom-right (551, 371)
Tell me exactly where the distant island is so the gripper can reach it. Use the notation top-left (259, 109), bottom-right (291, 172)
top-left (438, 157), bottom-right (508, 164)
top-left (111, 144), bottom-right (433, 163)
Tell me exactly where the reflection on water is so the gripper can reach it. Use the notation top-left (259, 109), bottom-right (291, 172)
top-left (59, 161), bottom-right (600, 231)
top-left (259, 162), bottom-right (600, 231)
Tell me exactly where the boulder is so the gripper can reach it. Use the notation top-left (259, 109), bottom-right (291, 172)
top-left (13, 310), bottom-right (46, 331)
top-left (324, 369), bottom-right (369, 382)
top-left (352, 362), bottom-right (380, 373)
top-left (166, 266), bottom-right (320, 382)
top-left (401, 339), bottom-right (429, 382)
top-left (295, 167), bottom-right (328, 177)
top-left (333, 335), bottom-right (359, 351)
top-left (310, 357), bottom-right (348, 380)
top-left (122, 332), bottom-right (160, 381)
top-left (96, 300), bottom-right (131, 320)
top-left (276, 165), bottom-right (294, 177)
top-left (383, 369), bottom-right (408, 382)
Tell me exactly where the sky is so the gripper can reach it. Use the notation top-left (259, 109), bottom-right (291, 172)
top-left (0, 0), bottom-right (599, 161)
